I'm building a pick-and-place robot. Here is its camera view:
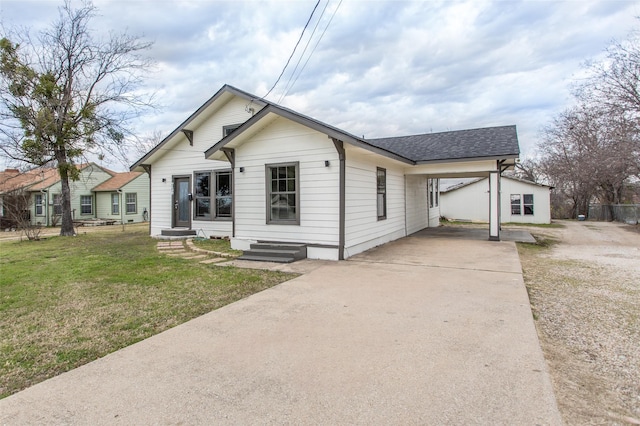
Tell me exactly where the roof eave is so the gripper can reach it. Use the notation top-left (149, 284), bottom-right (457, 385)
top-left (415, 153), bottom-right (519, 165)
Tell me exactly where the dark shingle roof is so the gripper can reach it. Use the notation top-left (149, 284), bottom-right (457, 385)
top-left (366, 125), bottom-right (519, 163)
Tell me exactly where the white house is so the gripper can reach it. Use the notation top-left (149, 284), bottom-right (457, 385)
top-left (131, 85), bottom-right (520, 261)
top-left (440, 176), bottom-right (552, 224)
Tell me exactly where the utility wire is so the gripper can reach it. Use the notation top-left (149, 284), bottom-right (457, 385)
top-left (278, 0), bottom-right (331, 104)
top-left (263, 0), bottom-right (321, 100)
top-left (280, 0), bottom-right (343, 101)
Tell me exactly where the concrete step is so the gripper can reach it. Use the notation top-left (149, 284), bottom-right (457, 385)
top-left (161, 229), bottom-right (196, 237)
top-left (237, 254), bottom-right (296, 263)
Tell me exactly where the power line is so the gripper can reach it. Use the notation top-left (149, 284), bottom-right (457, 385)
top-left (280, 0), bottom-right (343, 101)
top-left (263, 0), bottom-right (321, 100)
top-left (278, 0), bottom-right (331, 104)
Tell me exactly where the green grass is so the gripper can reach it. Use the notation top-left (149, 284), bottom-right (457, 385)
top-left (0, 228), bottom-right (294, 398)
top-left (191, 237), bottom-right (243, 256)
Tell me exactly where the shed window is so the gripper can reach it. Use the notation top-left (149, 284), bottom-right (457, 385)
top-left (266, 162), bottom-right (299, 224)
top-left (523, 194), bottom-right (534, 215)
top-left (510, 194), bottom-right (521, 215)
top-left (80, 195), bottom-right (93, 215)
top-left (377, 168), bottom-right (386, 220)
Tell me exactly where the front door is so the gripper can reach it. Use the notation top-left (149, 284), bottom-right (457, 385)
top-left (173, 177), bottom-right (191, 228)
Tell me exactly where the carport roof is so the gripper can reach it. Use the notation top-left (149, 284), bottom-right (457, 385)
top-left (366, 126), bottom-right (520, 164)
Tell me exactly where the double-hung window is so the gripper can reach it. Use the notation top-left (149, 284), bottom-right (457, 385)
top-left (377, 167), bottom-right (387, 220)
top-left (34, 194), bottom-right (43, 216)
top-left (194, 170), bottom-right (232, 220)
top-left (53, 194), bottom-right (62, 215)
top-left (266, 162), bottom-right (299, 224)
top-left (511, 194), bottom-right (534, 215)
top-left (428, 178), bottom-right (439, 208)
top-left (523, 194), bottom-right (534, 215)
top-left (111, 193), bottom-right (119, 215)
top-left (126, 193), bottom-right (137, 214)
top-left (80, 195), bottom-right (93, 215)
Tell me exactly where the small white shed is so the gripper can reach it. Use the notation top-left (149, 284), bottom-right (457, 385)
top-left (440, 176), bottom-right (552, 224)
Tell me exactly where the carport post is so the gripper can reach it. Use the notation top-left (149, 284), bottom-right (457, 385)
top-left (489, 171), bottom-right (500, 241)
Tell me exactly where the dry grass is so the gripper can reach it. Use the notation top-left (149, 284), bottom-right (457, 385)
top-left (518, 225), bottom-right (640, 425)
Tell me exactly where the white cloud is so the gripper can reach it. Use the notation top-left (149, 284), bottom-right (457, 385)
top-left (1, 0), bottom-right (639, 171)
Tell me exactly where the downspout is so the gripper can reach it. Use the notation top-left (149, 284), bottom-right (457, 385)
top-left (141, 165), bottom-right (151, 234)
top-left (331, 138), bottom-right (346, 260)
top-left (222, 148), bottom-right (236, 238)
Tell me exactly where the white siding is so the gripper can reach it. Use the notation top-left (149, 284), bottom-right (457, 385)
top-left (405, 174), bottom-right (428, 235)
top-left (233, 117), bottom-right (340, 252)
top-left (440, 177), bottom-right (551, 224)
top-left (343, 147), bottom-right (406, 258)
top-left (148, 97), bottom-right (253, 237)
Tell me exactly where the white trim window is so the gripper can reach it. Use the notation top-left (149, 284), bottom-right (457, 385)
top-left (53, 194), bottom-right (62, 215)
top-left (80, 195), bottom-right (93, 215)
top-left (428, 178), bottom-right (439, 208)
top-left (377, 167), bottom-right (387, 220)
top-left (111, 193), bottom-right (119, 215)
top-left (34, 194), bottom-right (44, 216)
top-left (266, 162), bottom-right (299, 224)
top-left (125, 193), bottom-right (137, 214)
top-left (511, 193), bottom-right (534, 215)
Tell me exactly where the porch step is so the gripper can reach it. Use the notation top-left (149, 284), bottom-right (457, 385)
top-left (238, 243), bottom-right (307, 263)
top-left (161, 229), bottom-right (196, 237)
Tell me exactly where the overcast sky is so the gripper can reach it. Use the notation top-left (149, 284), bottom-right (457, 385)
top-left (1, 0), bottom-right (638, 171)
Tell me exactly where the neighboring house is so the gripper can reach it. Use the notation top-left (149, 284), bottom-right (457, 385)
top-left (0, 163), bottom-right (150, 227)
top-left (440, 176), bottom-right (552, 224)
top-left (92, 172), bottom-right (150, 224)
top-left (131, 84), bottom-right (520, 260)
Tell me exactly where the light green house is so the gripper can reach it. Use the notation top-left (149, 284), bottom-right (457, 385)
top-left (92, 171), bottom-right (150, 224)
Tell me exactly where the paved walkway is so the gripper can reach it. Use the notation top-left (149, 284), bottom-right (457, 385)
top-left (0, 236), bottom-right (561, 425)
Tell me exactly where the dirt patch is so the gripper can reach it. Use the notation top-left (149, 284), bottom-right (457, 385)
top-left (517, 220), bottom-right (640, 425)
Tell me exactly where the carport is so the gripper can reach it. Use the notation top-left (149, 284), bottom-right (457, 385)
top-left (368, 126), bottom-right (519, 241)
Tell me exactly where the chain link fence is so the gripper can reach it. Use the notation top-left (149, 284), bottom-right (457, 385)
top-left (588, 204), bottom-right (640, 224)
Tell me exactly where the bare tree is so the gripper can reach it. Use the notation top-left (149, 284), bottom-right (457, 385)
top-left (0, 0), bottom-right (154, 236)
top-left (1, 189), bottom-right (42, 240)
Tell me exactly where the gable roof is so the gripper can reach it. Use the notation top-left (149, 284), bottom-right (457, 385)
top-left (0, 163), bottom-right (115, 193)
top-left (92, 172), bottom-right (144, 191)
top-left (130, 85), bottom-right (268, 170)
top-left (132, 84), bottom-right (520, 169)
top-left (441, 175), bottom-right (551, 194)
top-left (204, 103), bottom-right (414, 164)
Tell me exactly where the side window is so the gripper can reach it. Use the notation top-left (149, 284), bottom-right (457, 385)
top-left (523, 194), bottom-right (534, 215)
top-left (194, 172), bottom-right (211, 220)
top-left (377, 167), bottom-right (387, 220)
top-left (80, 195), bottom-right (93, 215)
top-left (510, 194), bottom-right (521, 215)
top-left (266, 162), bottom-right (299, 224)
top-left (215, 170), bottom-right (232, 218)
top-left (34, 194), bottom-right (43, 216)
top-left (125, 193), bottom-right (137, 214)
top-left (53, 194), bottom-right (62, 215)
top-left (111, 193), bottom-right (119, 215)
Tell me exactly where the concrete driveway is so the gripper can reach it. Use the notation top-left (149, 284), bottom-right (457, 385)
top-left (0, 235), bottom-right (561, 425)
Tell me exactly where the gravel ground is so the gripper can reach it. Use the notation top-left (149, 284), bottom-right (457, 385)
top-left (517, 220), bottom-right (640, 425)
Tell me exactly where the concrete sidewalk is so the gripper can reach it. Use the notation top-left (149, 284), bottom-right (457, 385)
top-left (0, 237), bottom-right (561, 425)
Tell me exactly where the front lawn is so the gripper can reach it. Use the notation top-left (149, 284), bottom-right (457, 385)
top-left (0, 227), bottom-right (293, 398)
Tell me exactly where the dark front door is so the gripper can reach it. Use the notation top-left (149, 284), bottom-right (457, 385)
top-left (173, 177), bottom-right (191, 228)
